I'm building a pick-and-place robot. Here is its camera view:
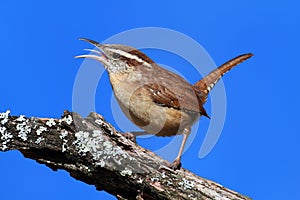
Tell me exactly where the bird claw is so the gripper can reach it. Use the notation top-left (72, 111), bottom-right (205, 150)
top-left (123, 132), bottom-right (136, 143)
top-left (164, 158), bottom-right (182, 170)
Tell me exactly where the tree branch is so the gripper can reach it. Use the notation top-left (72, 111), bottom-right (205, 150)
top-left (0, 110), bottom-right (250, 200)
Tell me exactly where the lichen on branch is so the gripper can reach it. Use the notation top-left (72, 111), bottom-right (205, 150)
top-left (0, 110), bottom-right (251, 200)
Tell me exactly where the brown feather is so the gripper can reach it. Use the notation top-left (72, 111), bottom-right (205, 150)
top-left (142, 64), bottom-right (209, 117)
top-left (194, 53), bottom-right (253, 102)
top-left (106, 45), bottom-right (210, 117)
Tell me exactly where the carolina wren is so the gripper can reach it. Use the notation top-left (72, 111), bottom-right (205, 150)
top-left (76, 38), bottom-right (253, 169)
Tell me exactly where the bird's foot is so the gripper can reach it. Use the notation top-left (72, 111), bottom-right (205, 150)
top-left (167, 158), bottom-right (182, 170)
top-left (123, 132), bottom-right (136, 143)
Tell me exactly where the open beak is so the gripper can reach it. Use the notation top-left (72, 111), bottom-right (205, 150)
top-left (75, 38), bottom-right (108, 63)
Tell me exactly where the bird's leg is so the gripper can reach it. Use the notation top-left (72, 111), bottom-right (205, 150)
top-left (168, 128), bottom-right (190, 170)
top-left (123, 131), bottom-right (150, 143)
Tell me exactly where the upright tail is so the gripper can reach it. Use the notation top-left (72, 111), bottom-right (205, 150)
top-left (194, 53), bottom-right (253, 102)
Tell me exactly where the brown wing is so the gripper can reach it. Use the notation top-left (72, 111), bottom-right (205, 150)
top-left (143, 82), bottom-right (209, 117)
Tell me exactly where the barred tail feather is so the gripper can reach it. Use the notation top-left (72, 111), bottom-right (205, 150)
top-left (194, 53), bottom-right (253, 102)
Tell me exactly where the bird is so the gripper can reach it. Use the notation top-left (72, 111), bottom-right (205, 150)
top-left (75, 38), bottom-right (253, 169)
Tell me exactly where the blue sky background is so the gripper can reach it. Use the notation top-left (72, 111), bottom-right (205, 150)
top-left (0, 1), bottom-right (299, 200)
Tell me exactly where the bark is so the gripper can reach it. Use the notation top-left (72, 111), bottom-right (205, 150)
top-left (0, 110), bottom-right (251, 200)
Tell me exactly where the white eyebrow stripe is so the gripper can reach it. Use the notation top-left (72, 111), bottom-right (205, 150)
top-left (108, 48), bottom-right (152, 69)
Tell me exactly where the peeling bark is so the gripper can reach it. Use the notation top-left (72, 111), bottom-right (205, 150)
top-left (0, 110), bottom-right (251, 200)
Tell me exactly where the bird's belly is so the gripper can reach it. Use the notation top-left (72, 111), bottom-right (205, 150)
top-left (116, 94), bottom-right (199, 136)
top-left (110, 79), bottom-right (199, 136)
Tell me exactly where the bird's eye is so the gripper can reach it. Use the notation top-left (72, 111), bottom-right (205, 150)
top-left (112, 53), bottom-right (120, 59)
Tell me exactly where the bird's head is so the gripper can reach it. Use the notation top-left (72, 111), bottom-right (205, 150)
top-left (75, 38), bottom-right (154, 73)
